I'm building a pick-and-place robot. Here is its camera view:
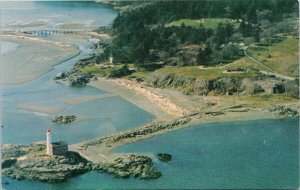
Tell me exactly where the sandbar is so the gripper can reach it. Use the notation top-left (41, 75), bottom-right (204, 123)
top-left (1, 35), bottom-right (79, 85)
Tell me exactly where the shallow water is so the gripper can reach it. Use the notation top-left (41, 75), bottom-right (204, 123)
top-left (0, 1), bottom-right (117, 30)
top-left (3, 119), bottom-right (299, 189)
top-left (0, 41), bottom-right (19, 55)
top-left (2, 38), bottom-right (154, 145)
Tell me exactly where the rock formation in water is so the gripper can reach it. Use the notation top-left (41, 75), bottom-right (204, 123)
top-left (2, 142), bottom-right (162, 183)
top-left (52, 115), bottom-right (76, 124)
top-left (157, 153), bottom-right (172, 162)
top-left (93, 154), bottom-right (161, 179)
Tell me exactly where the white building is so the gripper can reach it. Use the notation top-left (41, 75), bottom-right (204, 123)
top-left (46, 129), bottom-right (68, 156)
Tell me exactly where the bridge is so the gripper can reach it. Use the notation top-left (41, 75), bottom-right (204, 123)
top-left (21, 29), bottom-right (82, 36)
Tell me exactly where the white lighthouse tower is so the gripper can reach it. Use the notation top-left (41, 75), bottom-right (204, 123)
top-left (46, 128), bottom-right (52, 156)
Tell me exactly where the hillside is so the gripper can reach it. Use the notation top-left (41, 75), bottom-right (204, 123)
top-left (89, 0), bottom-right (299, 98)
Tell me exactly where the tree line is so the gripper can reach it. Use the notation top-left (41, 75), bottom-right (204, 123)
top-left (103, 0), bottom-right (298, 66)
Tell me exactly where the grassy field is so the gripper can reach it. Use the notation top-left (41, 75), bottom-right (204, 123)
top-left (166, 18), bottom-right (240, 29)
top-left (157, 66), bottom-right (260, 80)
top-left (223, 57), bottom-right (274, 72)
top-left (247, 36), bottom-right (299, 77)
top-left (81, 64), bottom-right (124, 76)
top-left (127, 71), bottom-right (151, 79)
top-left (224, 35), bottom-right (299, 77)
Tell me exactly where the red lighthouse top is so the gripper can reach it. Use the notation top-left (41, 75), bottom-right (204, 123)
top-left (47, 129), bottom-right (51, 133)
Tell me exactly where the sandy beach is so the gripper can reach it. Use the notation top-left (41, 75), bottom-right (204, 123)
top-left (1, 35), bottom-right (79, 85)
top-left (90, 78), bottom-right (178, 121)
top-left (73, 76), bottom-right (295, 163)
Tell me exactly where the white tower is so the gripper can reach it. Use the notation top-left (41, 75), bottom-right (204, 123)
top-left (46, 128), bottom-right (52, 156)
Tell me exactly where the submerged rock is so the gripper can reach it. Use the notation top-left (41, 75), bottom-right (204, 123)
top-left (157, 153), bottom-right (172, 162)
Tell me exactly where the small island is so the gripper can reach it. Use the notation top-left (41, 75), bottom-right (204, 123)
top-left (2, 129), bottom-right (161, 182)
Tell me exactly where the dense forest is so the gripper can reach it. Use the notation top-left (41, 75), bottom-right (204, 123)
top-left (101, 0), bottom-right (298, 66)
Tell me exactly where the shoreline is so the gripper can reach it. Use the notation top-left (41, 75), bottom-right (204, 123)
top-left (89, 78), bottom-right (178, 121)
top-left (1, 34), bottom-right (80, 85)
top-left (1, 34), bottom-right (75, 49)
top-left (72, 77), bottom-right (299, 163)
top-left (69, 109), bottom-right (279, 163)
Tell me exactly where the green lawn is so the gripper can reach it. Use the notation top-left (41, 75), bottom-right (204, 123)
top-left (224, 57), bottom-right (274, 72)
top-left (157, 66), bottom-right (260, 80)
top-left (81, 64), bottom-right (123, 76)
top-left (127, 71), bottom-right (151, 79)
top-left (247, 36), bottom-right (299, 77)
top-left (166, 18), bottom-right (240, 29)
top-left (224, 35), bottom-right (299, 77)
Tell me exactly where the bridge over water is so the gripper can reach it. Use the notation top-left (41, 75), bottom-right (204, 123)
top-left (22, 29), bottom-right (82, 36)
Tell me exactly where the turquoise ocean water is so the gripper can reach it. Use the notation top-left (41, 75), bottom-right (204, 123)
top-left (2, 119), bottom-right (299, 189)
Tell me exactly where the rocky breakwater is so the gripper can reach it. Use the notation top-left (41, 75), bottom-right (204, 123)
top-left (2, 142), bottom-right (91, 183)
top-left (266, 105), bottom-right (299, 118)
top-left (80, 117), bottom-right (192, 150)
top-left (93, 154), bottom-right (161, 179)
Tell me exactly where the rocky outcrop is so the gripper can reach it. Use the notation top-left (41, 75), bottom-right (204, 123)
top-left (54, 55), bottom-right (95, 87)
top-left (145, 72), bottom-right (212, 95)
top-left (144, 71), bottom-right (293, 96)
top-left (144, 72), bottom-right (242, 95)
top-left (213, 77), bottom-right (241, 95)
top-left (266, 105), bottom-right (299, 118)
top-left (2, 141), bottom-right (162, 182)
top-left (3, 151), bottom-right (92, 183)
top-left (93, 154), bottom-right (161, 179)
top-left (52, 115), bottom-right (76, 124)
top-left (68, 74), bottom-right (93, 87)
top-left (157, 153), bottom-right (172, 162)
top-left (2, 144), bottom-right (28, 159)
top-left (2, 142), bottom-right (92, 183)
top-left (240, 78), bottom-right (264, 95)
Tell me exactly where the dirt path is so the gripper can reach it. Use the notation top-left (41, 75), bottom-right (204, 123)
top-left (244, 49), bottom-right (295, 81)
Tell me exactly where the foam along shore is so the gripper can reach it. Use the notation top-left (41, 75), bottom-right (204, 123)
top-left (1, 34), bottom-right (80, 85)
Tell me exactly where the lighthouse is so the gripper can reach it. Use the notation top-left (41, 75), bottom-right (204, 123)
top-left (46, 129), bottom-right (52, 156)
